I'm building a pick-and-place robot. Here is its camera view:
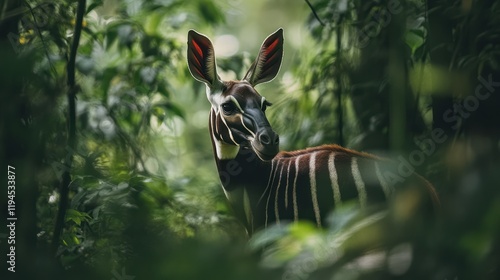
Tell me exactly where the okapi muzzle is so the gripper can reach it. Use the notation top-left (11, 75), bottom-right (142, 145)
top-left (252, 125), bottom-right (280, 161)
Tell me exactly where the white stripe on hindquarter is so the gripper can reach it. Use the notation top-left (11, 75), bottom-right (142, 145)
top-left (351, 157), bottom-right (367, 207)
top-left (274, 163), bottom-right (285, 224)
top-left (292, 155), bottom-right (303, 222)
top-left (328, 152), bottom-right (342, 206)
top-left (284, 160), bottom-right (292, 209)
top-left (309, 152), bottom-right (322, 227)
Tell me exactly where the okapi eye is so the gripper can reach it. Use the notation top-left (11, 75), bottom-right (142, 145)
top-left (221, 103), bottom-right (236, 115)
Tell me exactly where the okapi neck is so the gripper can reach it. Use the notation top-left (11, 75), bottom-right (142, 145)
top-left (213, 148), bottom-right (271, 192)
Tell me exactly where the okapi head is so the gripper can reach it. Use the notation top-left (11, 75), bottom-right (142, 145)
top-left (187, 29), bottom-right (284, 161)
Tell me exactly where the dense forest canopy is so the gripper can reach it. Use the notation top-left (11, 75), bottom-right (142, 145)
top-left (1, 0), bottom-right (499, 279)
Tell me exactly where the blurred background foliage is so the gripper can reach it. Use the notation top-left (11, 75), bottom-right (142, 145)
top-left (0, 0), bottom-right (499, 279)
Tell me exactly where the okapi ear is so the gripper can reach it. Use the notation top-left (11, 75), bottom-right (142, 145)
top-left (243, 28), bottom-right (284, 86)
top-left (187, 30), bottom-right (222, 88)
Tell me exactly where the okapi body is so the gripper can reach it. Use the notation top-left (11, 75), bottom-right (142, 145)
top-left (187, 28), bottom-right (439, 234)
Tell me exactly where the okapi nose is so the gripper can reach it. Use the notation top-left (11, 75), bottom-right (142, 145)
top-left (253, 128), bottom-right (280, 161)
top-left (258, 130), bottom-right (279, 146)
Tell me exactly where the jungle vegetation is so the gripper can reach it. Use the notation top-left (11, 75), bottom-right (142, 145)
top-left (1, 0), bottom-right (499, 279)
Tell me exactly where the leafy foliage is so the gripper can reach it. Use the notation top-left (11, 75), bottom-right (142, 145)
top-left (1, 0), bottom-right (499, 279)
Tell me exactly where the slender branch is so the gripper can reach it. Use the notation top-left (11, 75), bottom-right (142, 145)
top-left (67, 0), bottom-right (86, 90)
top-left (335, 15), bottom-right (343, 146)
top-left (52, 0), bottom-right (86, 255)
top-left (305, 0), bottom-right (325, 26)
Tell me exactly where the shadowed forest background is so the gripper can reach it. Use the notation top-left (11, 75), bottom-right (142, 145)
top-left (1, 0), bottom-right (499, 279)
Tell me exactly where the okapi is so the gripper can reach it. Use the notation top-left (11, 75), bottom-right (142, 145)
top-left (187, 28), bottom-right (439, 235)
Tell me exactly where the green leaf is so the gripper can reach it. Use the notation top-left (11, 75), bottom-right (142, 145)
top-left (86, 0), bottom-right (103, 15)
top-left (197, 0), bottom-right (224, 24)
top-left (144, 11), bottom-right (164, 35)
top-left (65, 209), bottom-right (91, 226)
top-left (405, 30), bottom-right (425, 55)
top-left (154, 102), bottom-right (185, 120)
top-left (248, 223), bottom-right (290, 250)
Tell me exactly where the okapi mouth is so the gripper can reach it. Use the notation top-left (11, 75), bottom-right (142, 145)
top-left (249, 127), bottom-right (280, 161)
top-left (233, 125), bottom-right (279, 161)
top-left (251, 139), bottom-right (279, 161)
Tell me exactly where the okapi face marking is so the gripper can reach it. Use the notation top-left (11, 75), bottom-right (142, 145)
top-left (187, 29), bottom-right (283, 161)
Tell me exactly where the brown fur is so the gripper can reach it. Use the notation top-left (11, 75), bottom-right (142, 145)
top-left (277, 144), bottom-right (382, 160)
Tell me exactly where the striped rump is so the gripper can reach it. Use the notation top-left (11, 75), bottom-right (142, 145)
top-left (245, 145), bottom-right (438, 232)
